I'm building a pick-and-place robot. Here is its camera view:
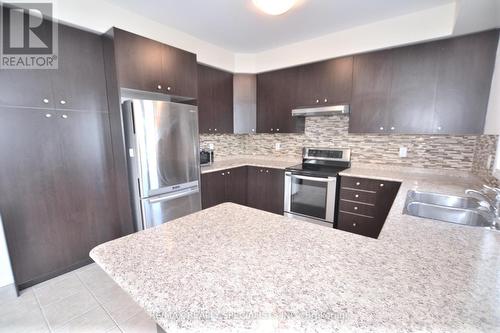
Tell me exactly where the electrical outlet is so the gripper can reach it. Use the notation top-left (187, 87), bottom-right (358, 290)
top-left (399, 147), bottom-right (408, 158)
top-left (208, 143), bottom-right (214, 150)
top-left (275, 142), bottom-right (281, 151)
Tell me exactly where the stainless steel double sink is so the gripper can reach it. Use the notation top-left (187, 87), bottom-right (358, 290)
top-left (404, 190), bottom-right (495, 228)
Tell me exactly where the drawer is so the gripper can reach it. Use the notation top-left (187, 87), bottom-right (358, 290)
top-left (337, 212), bottom-right (382, 239)
top-left (339, 200), bottom-right (376, 217)
top-left (341, 176), bottom-right (392, 192)
top-left (339, 188), bottom-right (377, 204)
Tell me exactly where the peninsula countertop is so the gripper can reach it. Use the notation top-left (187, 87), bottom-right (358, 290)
top-left (91, 166), bottom-right (500, 332)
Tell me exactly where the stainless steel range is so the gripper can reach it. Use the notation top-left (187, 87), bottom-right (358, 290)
top-left (284, 148), bottom-right (351, 227)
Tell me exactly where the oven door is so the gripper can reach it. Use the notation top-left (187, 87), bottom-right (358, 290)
top-left (284, 172), bottom-right (337, 224)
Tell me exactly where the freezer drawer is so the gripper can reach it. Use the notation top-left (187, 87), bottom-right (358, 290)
top-left (140, 187), bottom-right (201, 229)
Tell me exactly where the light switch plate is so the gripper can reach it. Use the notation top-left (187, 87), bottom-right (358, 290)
top-left (208, 143), bottom-right (215, 150)
top-left (399, 147), bottom-right (408, 158)
top-left (275, 142), bottom-right (281, 151)
top-left (487, 155), bottom-right (493, 169)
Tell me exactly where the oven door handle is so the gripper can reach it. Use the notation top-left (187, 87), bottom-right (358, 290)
top-left (289, 174), bottom-right (336, 182)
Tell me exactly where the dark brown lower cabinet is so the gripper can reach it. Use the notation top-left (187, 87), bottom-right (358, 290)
top-left (201, 167), bottom-right (247, 209)
top-left (247, 167), bottom-right (284, 215)
top-left (337, 176), bottom-right (401, 238)
top-left (201, 166), bottom-right (284, 215)
top-left (0, 107), bottom-right (123, 289)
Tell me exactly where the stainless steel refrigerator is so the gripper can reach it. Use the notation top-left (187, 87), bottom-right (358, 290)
top-left (122, 96), bottom-right (201, 231)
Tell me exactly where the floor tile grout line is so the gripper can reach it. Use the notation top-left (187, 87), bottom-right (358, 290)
top-left (32, 288), bottom-right (54, 333)
top-left (75, 269), bottom-right (124, 333)
top-left (33, 274), bottom-right (89, 308)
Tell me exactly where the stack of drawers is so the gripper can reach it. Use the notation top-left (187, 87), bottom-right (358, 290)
top-left (337, 176), bottom-right (401, 238)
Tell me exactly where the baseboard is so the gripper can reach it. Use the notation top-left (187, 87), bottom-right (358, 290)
top-left (18, 258), bottom-right (93, 290)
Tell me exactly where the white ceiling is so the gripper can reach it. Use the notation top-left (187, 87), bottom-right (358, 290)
top-left (104, 0), bottom-right (456, 53)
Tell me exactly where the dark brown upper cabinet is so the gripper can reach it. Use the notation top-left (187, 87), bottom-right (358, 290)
top-left (295, 56), bottom-right (353, 108)
top-left (197, 64), bottom-right (233, 134)
top-left (112, 28), bottom-right (197, 99)
top-left (433, 30), bottom-right (498, 134)
top-left (349, 49), bottom-right (393, 133)
top-left (0, 24), bottom-right (107, 112)
top-left (349, 30), bottom-right (499, 135)
top-left (257, 67), bottom-right (304, 133)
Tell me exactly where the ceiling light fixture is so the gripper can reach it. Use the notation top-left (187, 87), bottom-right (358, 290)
top-left (252, 0), bottom-right (296, 16)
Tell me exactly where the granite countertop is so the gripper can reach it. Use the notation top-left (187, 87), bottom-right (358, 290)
top-left (200, 155), bottom-right (300, 174)
top-left (91, 166), bottom-right (500, 333)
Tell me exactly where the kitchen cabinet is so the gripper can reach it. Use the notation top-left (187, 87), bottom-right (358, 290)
top-left (349, 49), bottom-right (393, 133)
top-left (337, 176), bottom-right (401, 238)
top-left (197, 64), bottom-right (233, 134)
top-left (201, 167), bottom-right (247, 209)
top-left (234, 74), bottom-right (257, 134)
top-left (112, 28), bottom-right (197, 99)
top-left (433, 30), bottom-right (499, 134)
top-left (295, 57), bottom-right (353, 108)
top-left (0, 24), bottom-right (107, 112)
top-left (0, 107), bottom-right (121, 289)
top-left (257, 68), bottom-right (304, 133)
top-left (349, 30), bottom-right (498, 134)
top-left (247, 167), bottom-right (284, 215)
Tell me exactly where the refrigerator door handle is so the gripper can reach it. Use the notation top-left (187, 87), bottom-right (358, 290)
top-left (147, 187), bottom-right (199, 204)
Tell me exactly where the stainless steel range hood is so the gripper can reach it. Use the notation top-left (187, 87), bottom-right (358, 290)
top-left (291, 104), bottom-right (350, 117)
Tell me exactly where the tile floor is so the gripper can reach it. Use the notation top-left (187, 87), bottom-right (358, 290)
top-left (0, 264), bottom-right (156, 333)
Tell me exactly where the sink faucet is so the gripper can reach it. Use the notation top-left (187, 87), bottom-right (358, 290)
top-left (465, 185), bottom-right (500, 230)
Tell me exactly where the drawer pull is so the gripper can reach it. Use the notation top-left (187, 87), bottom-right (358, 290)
top-left (356, 182), bottom-right (360, 186)
top-left (379, 183), bottom-right (384, 187)
top-left (352, 223), bottom-right (357, 227)
top-left (355, 194), bottom-right (359, 198)
top-left (221, 172), bottom-right (225, 176)
top-left (354, 207), bottom-right (358, 210)
top-left (227, 171), bottom-right (231, 175)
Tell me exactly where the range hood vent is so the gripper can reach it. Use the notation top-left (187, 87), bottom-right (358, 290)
top-left (291, 104), bottom-right (350, 117)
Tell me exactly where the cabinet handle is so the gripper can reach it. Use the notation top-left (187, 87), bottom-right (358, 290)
top-left (379, 183), bottom-right (384, 187)
top-left (167, 86), bottom-right (172, 91)
top-left (354, 207), bottom-right (358, 210)
top-left (315, 99), bottom-right (320, 104)
top-left (390, 126), bottom-right (395, 131)
top-left (353, 223), bottom-right (357, 227)
top-left (60, 100), bottom-right (67, 105)
top-left (379, 127), bottom-right (384, 131)
top-left (45, 113), bottom-right (52, 118)
top-left (157, 84), bottom-right (162, 90)
top-left (324, 98), bottom-right (328, 103)
top-left (42, 98), bottom-right (50, 104)
top-left (221, 172), bottom-right (225, 176)
top-left (270, 128), bottom-right (274, 132)
top-left (227, 171), bottom-right (231, 175)
top-left (252, 129), bottom-right (255, 132)
top-left (356, 182), bottom-right (360, 186)
top-left (61, 114), bottom-right (68, 119)
top-left (276, 128), bottom-right (280, 132)
top-left (355, 194), bottom-right (359, 198)
top-left (214, 128), bottom-right (218, 132)
top-left (208, 128), bottom-right (212, 131)
top-left (437, 126), bottom-right (442, 131)
top-left (266, 170), bottom-right (269, 173)
top-left (260, 169), bottom-right (263, 173)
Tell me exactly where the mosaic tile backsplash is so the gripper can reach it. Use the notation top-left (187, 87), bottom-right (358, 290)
top-left (200, 116), bottom-right (499, 184)
top-left (472, 135), bottom-right (499, 187)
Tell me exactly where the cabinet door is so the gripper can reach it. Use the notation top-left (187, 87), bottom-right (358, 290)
top-left (296, 57), bottom-right (353, 107)
top-left (162, 45), bottom-right (198, 99)
top-left (55, 111), bottom-right (122, 255)
top-left (267, 168), bottom-right (284, 215)
top-left (349, 50), bottom-right (393, 133)
top-left (113, 29), bottom-right (164, 93)
top-left (201, 171), bottom-right (226, 209)
top-left (52, 25), bottom-right (108, 112)
top-left (0, 69), bottom-right (54, 109)
top-left (247, 167), bottom-right (267, 210)
top-left (0, 108), bottom-right (74, 287)
top-left (257, 68), bottom-right (303, 133)
top-left (197, 64), bottom-right (233, 134)
top-left (434, 30), bottom-right (498, 134)
top-left (225, 167), bottom-right (247, 205)
top-left (388, 42), bottom-right (440, 134)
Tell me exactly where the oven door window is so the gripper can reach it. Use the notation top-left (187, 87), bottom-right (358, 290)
top-left (290, 176), bottom-right (328, 219)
